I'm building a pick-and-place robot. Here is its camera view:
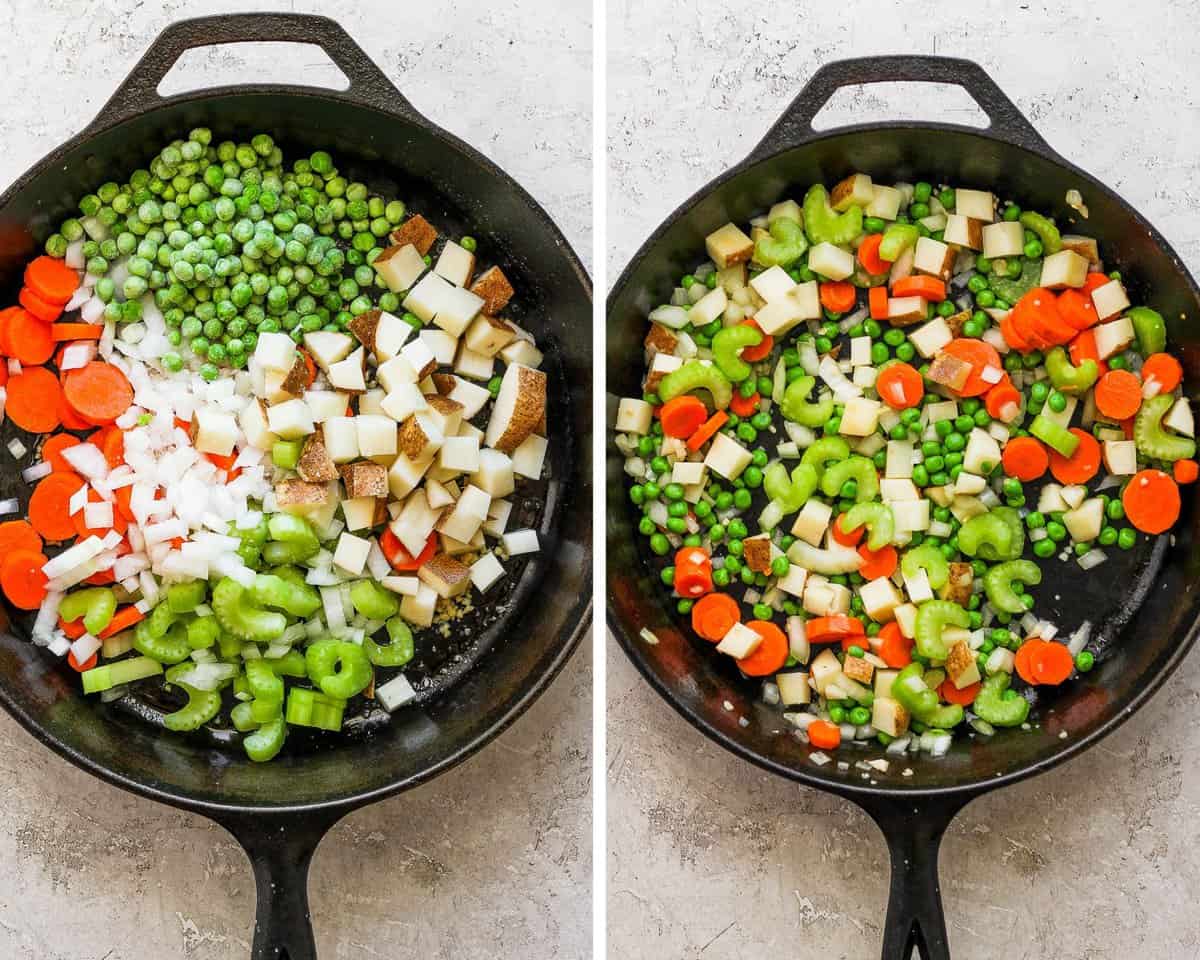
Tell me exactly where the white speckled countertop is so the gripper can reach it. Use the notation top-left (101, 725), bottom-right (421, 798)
top-left (0, 2), bottom-right (590, 957)
top-left (607, 2), bottom-right (1200, 958)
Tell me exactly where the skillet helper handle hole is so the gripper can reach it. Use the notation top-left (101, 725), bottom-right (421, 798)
top-left (216, 809), bottom-right (342, 960)
top-left (86, 12), bottom-right (416, 133)
top-left (751, 54), bottom-right (1056, 161)
top-left (854, 793), bottom-right (970, 960)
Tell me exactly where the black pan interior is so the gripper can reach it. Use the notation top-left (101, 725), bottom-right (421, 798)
top-left (607, 124), bottom-right (1200, 795)
top-left (0, 89), bottom-right (592, 808)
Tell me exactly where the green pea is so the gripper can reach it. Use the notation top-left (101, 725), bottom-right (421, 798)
top-left (649, 534), bottom-right (670, 555)
top-left (1105, 499), bottom-right (1125, 521)
top-left (975, 289), bottom-right (995, 308)
top-left (1047, 391), bottom-right (1067, 413)
top-left (1046, 521), bottom-right (1067, 542)
top-left (1075, 651), bottom-right (1095, 672)
top-left (895, 343), bottom-right (915, 362)
top-left (743, 466), bottom-right (763, 489)
top-left (1117, 528), bottom-right (1136, 550)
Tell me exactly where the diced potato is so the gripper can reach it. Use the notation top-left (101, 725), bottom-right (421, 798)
top-left (880, 478), bottom-right (920, 502)
top-left (925, 400), bottom-right (958, 423)
top-left (873, 669), bottom-right (898, 700)
top-left (254, 330), bottom-right (299, 373)
top-left (267, 399), bottom-right (315, 440)
top-left (391, 490), bottom-right (443, 557)
top-left (418, 554), bottom-right (473, 599)
top-left (501, 528), bottom-right (539, 556)
top-left (928, 351), bottom-right (972, 392)
top-left (1091, 279), bottom-right (1130, 321)
top-left (454, 344), bottom-right (495, 382)
top-left (872, 697), bottom-right (910, 737)
top-left (981, 221), bottom-right (1024, 260)
top-left (433, 240), bottom-right (476, 288)
top-left (357, 414), bottom-right (398, 460)
top-left (809, 648), bottom-right (842, 695)
top-left (390, 214), bottom-right (438, 255)
top-left (671, 460), bottom-right (705, 486)
top-left (419, 329), bottom-right (459, 366)
top-left (776, 672), bottom-right (811, 706)
top-left (894, 603), bottom-right (917, 639)
top-left (433, 285), bottom-right (486, 337)
top-left (303, 331), bottom-right (355, 372)
top-left (192, 408), bottom-right (238, 457)
top-left (716, 622), bottom-right (762, 659)
top-left (374, 243), bottom-right (427, 293)
top-left (1166, 398), bottom-right (1194, 438)
top-left (340, 461), bottom-right (388, 498)
top-left (831, 173), bottom-right (874, 211)
top-left (400, 583), bottom-right (438, 628)
top-left (373, 311), bottom-right (414, 361)
top-left (908, 316), bottom-right (953, 358)
top-left (943, 214), bottom-right (983, 250)
top-left (387, 451), bottom-right (435, 500)
top-left (885, 440), bottom-right (914, 480)
top-left (440, 435), bottom-right (481, 474)
top-left (485, 362), bottom-right (546, 453)
top-left (859, 576), bottom-right (902, 622)
top-left (403, 271), bottom-right (455, 323)
top-left (381, 383), bottom-right (428, 423)
top-left (445, 376), bottom-right (491, 420)
top-left (892, 499), bottom-right (930, 533)
top-left (688, 287), bottom-right (728, 327)
top-left (705, 223), bottom-right (754, 270)
top-left (468, 266), bottom-right (514, 316)
top-left (749, 265), bottom-right (796, 303)
top-left (913, 236), bottom-right (955, 279)
top-left (464, 314), bottom-right (517, 357)
top-left (903, 567), bottom-right (933, 604)
top-left (887, 296), bottom-right (929, 327)
top-left (322, 416), bottom-right (360, 464)
top-left (1093, 316), bottom-right (1135, 360)
top-left (776, 565), bottom-right (808, 597)
top-left (941, 563), bottom-right (974, 606)
top-left (1103, 439), bottom-right (1138, 475)
top-left (963, 428), bottom-right (1002, 475)
top-left (703, 432), bottom-right (751, 480)
top-left (954, 471), bottom-right (987, 496)
top-left (808, 242), bottom-right (855, 281)
top-left (953, 188), bottom-right (995, 222)
top-left (767, 199), bottom-right (802, 224)
top-left (945, 639), bottom-right (980, 689)
top-left (1061, 235), bottom-right (1100, 269)
top-left (791, 500), bottom-right (832, 546)
top-left (511, 433), bottom-right (548, 479)
top-left (842, 653), bottom-right (874, 684)
top-left (400, 338), bottom-right (438, 380)
top-left (839, 396), bottom-right (882, 437)
top-left (341, 497), bottom-right (378, 532)
top-left (500, 335), bottom-right (543, 369)
top-left (849, 335), bottom-right (872, 366)
top-left (295, 428), bottom-right (339, 483)
top-left (305, 390), bottom-right (351, 423)
top-left (327, 346), bottom-right (367, 392)
top-left (332, 532), bottom-right (372, 575)
top-left (1063, 497), bottom-right (1104, 542)
top-left (471, 449), bottom-right (515, 498)
top-left (853, 365), bottom-right (878, 390)
top-left (1040, 249), bottom-right (1089, 289)
top-left (239, 397), bottom-right (277, 451)
top-left (804, 580), bottom-right (851, 616)
top-left (469, 552), bottom-right (506, 593)
top-left (866, 185), bottom-right (902, 220)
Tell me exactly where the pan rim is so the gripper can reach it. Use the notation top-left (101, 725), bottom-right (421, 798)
top-left (606, 118), bottom-right (1200, 800)
top-left (0, 83), bottom-right (594, 816)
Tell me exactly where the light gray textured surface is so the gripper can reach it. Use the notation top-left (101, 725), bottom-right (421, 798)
top-left (0, 2), bottom-right (591, 958)
top-left (608, 2), bottom-right (1200, 958)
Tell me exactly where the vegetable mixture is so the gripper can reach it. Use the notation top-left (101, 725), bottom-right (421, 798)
top-left (615, 173), bottom-right (1193, 764)
top-left (2, 128), bottom-right (549, 761)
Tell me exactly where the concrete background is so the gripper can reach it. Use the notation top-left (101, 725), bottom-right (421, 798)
top-left (607, 1), bottom-right (1200, 958)
top-left (0, 2), bottom-right (591, 958)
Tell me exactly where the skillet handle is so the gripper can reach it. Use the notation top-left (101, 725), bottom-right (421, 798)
top-left (852, 792), bottom-right (970, 960)
top-left (214, 808), bottom-right (344, 960)
top-left (86, 13), bottom-right (416, 133)
top-left (751, 56), bottom-right (1056, 161)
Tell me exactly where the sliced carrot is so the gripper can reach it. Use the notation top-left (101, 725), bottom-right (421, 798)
top-left (999, 312), bottom-right (1031, 353)
top-left (1093, 369), bottom-right (1142, 420)
top-left (868, 285), bottom-right (889, 321)
top-left (876, 621), bottom-right (913, 668)
top-left (660, 395), bottom-right (708, 438)
top-left (1174, 459), bottom-right (1199, 484)
top-left (1056, 288), bottom-right (1098, 331)
top-left (0, 305), bottom-right (20, 356)
top-left (62, 361), bottom-right (133, 425)
top-left (739, 318), bottom-right (774, 362)
top-left (686, 411), bottom-right (728, 452)
top-left (984, 378), bottom-right (1021, 422)
top-left (939, 679), bottom-right (981, 705)
top-left (940, 338), bottom-right (1002, 397)
top-left (1082, 272), bottom-right (1112, 294)
top-left (6, 366), bottom-right (63, 433)
top-left (857, 234), bottom-right (888, 276)
top-left (1001, 436), bottom-right (1049, 481)
top-left (728, 391), bottom-right (759, 417)
top-left (1122, 469), bottom-right (1180, 535)
top-left (18, 286), bottom-right (63, 324)
top-left (1048, 428), bottom-right (1101, 485)
top-left (1014, 638), bottom-right (1048, 685)
top-left (8, 310), bottom-right (56, 365)
top-left (95, 426), bottom-right (125, 468)
top-left (737, 620), bottom-right (789, 676)
top-left (875, 361), bottom-right (924, 410)
top-left (50, 322), bottom-right (105, 342)
top-left (1069, 328), bottom-right (1107, 377)
top-left (67, 649), bottom-right (99, 672)
top-left (40, 433), bottom-right (81, 472)
top-left (98, 605), bottom-right (145, 639)
top-left (56, 389), bottom-right (93, 431)
top-left (0, 549), bottom-right (49, 610)
top-left (58, 616), bottom-right (87, 639)
top-left (857, 542), bottom-right (898, 580)
top-left (204, 450), bottom-right (238, 471)
top-left (819, 281), bottom-right (857, 314)
top-left (113, 485), bottom-right (137, 524)
top-left (806, 615), bottom-right (864, 643)
top-left (28, 471), bottom-right (85, 542)
top-left (1140, 353), bottom-right (1183, 395)
top-left (691, 593), bottom-right (740, 642)
top-left (1030, 299), bottom-right (1079, 346)
top-left (0, 520), bottom-right (42, 555)
top-left (84, 568), bottom-right (116, 586)
top-left (840, 633), bottom-right (870, 652)
top-left (891, 275), bottom-right (946, 302)
top-left (24, 256), bottom-right (80, 305)
top-left (807, 719), bottom-right (842, 750)
top-left (1010, 289), bottom-right (1056, 351)
top-left (830, 514), bottom-right (865, 547)
top-left (1031, 641), bottom-right (1074, 685)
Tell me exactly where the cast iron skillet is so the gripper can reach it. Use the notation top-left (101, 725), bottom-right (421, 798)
top-left (607, 56), bottom-right (1200, 959)
top-left (0, 13), bottom-right (591, 960)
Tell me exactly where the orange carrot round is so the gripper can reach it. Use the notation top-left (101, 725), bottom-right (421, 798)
top-left (1002, 436), bottom-right (1049, 481)
top-left (1030, 641), bottom-right (1074, 685)
top-left (857, 542), bottom-right (898, 580)
top-left (0, 305), bottom-right (20, 356)
top-left (0, 520), bottom-right (42, 555)
top-left (805, 615), bottom-right (865, 643)
top-left (1048, 428), bottom-right (1101, 485)
top-left (0, 549), bottom-right (49, 610)
top-left (737, 620), bottom-right (789, 676)
top-left (875, 361), bottom-right (924, 410)
top-left (1068, 328), bottom-right (1106, 376)
top-left (938, 679), bottom-right (981, 705)
top-left (691, 593), bottom-right (740, 642)
top-left (999, 312), bottom-right (1030, 353)
top-left (28, 471), bottom-right (85, 542)
top-left (63, 361), bottom-right (133, 425)
top-left (1140, 353), bottom-right (1182, 395)
top-left (857, 234), bottom-right (888, 276)
top-left (94, 426), bottom-right (125, 468)
top-left (819, 281), bottom-right (857, 313)
top-left (830, 514), bottom-right (865, 547)
top-left (728, 390), bottom-right (759, 417)
top-left (1082, 272), bottom-right (1112, 294)
top-left (1122, 469), bottom-right (1180, 535)
top-left (673, 546), bottom-right (713, 598)
top-left (807, 719), bottom-right (842, 750)
top-left (876, 622), bottom-right (913, 668)
top-left (685, 411), bottom-right (727, 451)
top-left (868, 285), bottom-right (889, 321)
top-left (891, 275), bottom-right (946, 302)
top-left (1094, 369), bottom-right (1142, 420)
top-left (984, 379), bottom-right (1022, 422)
top-left (67, 649), bottom-right (98, 672)
top-left (739, 318), bottom-right (774, 361)
top-left (1173, 459), bottom-right (1199, 484)
top-left (24, 256), bottom-right (80, 305)
top-left (50, 322), bottom-right (104, 342)
top-left (659, 395), bottom-right (708, 438)
top-left (1056, 288), bottom-right (1097, 331)
top-left (57, 388), bottom-right (93, 430)
top-left (40, 433), bottom-right (81, 472)
top-left (8, 310), bottom-right (56, 365)
top-left (18, 286), bottom-right (64, 324)
top-left (940, 338), bottom-right (1002, 397)
top-left (6, 366), bottom-right (64, 433)
top-left (1014, 639), bottom-right (1048, 685)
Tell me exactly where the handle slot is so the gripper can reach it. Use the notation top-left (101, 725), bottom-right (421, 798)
top-left (157, 42), bottom-right (350, 97)
top-left (809, 81), bottom-right (989, 132)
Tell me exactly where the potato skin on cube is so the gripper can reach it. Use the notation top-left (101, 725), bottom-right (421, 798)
top-left (389, 213), bottom-right (439, 255)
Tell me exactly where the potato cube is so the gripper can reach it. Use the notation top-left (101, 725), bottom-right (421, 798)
top-left (705, 223), bottom-right (754, 270)
top-left (357, 414), bottom-right (399, 460)
top-left (390, 214), bottom-right (438, 255)
top-left (887, 296), bottom-right (929, 326)
top-left (1093, 316), bottom-right (1134, 359)
top-left (341, 497), bottom-right (379, 532)
top-left (1063, 497), bottom-right (1104, 542)
top-left (943, 214), bottom-right (983, 249)
top-left (471, 449), bottom-right (515, 498)
top-left (866, 185), bottom-right (902, 220)
top-left (749, 265), bottom-right (796, 303)
top-left (433, 240), bottom-right (476, 288)
top-left (304, 390), bottom-right (350, 423)
top-left (340, 461), bottom-right (388, 498)
top-left (831, 173), bottom-right (875, 212)
top-left (808, 242), bottom-right (855, 281)
top-left (303, 331), bottom-right (355, 371)
top-left (387, 451), bottom-right (435, 500)
top-left (374, 243), bottom-right (427, 293)
top-left (510, 433), bottom-right (547, 479)
top-left (1040, 249), bottom-right (1089, 289)
top-left (433, 285), bottom-right (486, 338)
top-left (400, 583), bottom-right (438, 628)
top-left (440, 435), bottom-right (481, 474)
top-left (703, 432), bottom-right (751, 480)
top-left (327, 347), bottom-right (367, 393)
top-left (193, 408), bottom-right (238, 457)
top-left (455, 344), bottom-right (495, 381)
top-left (403, 271), bottom-right (455, 324)
top-left (400, 338), bottom-right (438, 381)
top-left (791, 500), bottom-right (832, 546)
top-left (418, 554), bottom-right (473, 599)
top-left (332, 532), bottom-right (372, 575)
top-left (469, 552), bottom-right (506, 593)
top-left (839, 396), bottom-right (882, 437)
top-left (859, 576), bottom-right (902, 622)
top-left (945, 639), bottom-right (981, 689)
top-left (254, 331), bottom-right (298, 372)
top-left (1103, 439), bottom-right (1138, 475)
top-left (320, 416), bottom-right (359, 463)
top-left (913, 236), bottom-right (955, 279)
top-left (872, 697), bottom-right (910, 737)
top-left (418, 329), bottom-right (458, 366)
top-left (239, 398), bottom-right (277, 451)
top-left (689, 286), bottom-right (728, 327)
top-left (469, 266), bottom-right (515, 316)
top-left (267, 399), bottom-right (315, 440)
top-left (776, 565), bottom-right (808, 597)
top-left (908, 316), bottom-right (953, 358)
top-left (953, 188), bottom-right (995, 222)
top-left (842, 653), bottom-right (874, 684)
top-left (381, 383), bottom-right (428, 423)
top-left (885, 440), bottom-right (914, 480)
top-left (981, 221), bottom-right (1024, 260)
top-left (776, 672), bottom-right (811, 706)
top-left (716, 622), bottom-right (762, 659)
top-left (1090, 279), bottom-right (1130, 321)
top-left (464, 314), bottom-right (517, 357)
top-left (1165, 398), bottom-right (1194, 438)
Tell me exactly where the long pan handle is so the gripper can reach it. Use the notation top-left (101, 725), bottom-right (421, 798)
top-left (214, 808), bottom-right (344, 960)
top-left (84, 13), bottom-right (419, 134)
top-left (750, 55), bottom-right (1057, 162)
top-left (853, 792), bottom-right (971, 960)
